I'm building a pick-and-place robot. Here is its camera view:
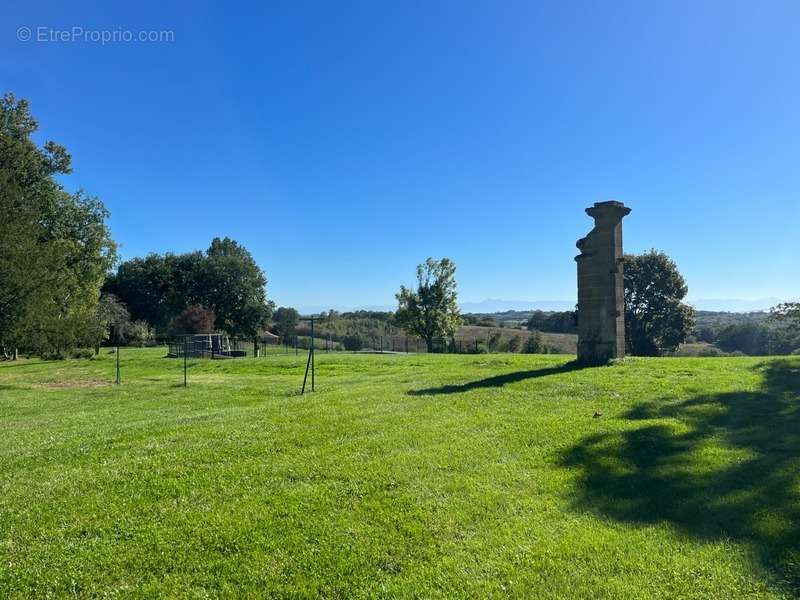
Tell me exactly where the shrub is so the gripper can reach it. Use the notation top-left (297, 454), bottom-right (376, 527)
top-left (488, 332), bottom-right (502, 351)
top-left (125, 320), bottom-right (155, 346)
top-left (342, 335), bottom-right (363, 351)
top-left (506, 335), bottom-right (521, 353)
top-left (523, 331), bottom-right (544, 354)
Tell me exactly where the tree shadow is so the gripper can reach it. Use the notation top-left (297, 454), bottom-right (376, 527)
top-left (561, 359), bottom-right (800, 593)
top-left (408, 360), bottom-right (588, 396)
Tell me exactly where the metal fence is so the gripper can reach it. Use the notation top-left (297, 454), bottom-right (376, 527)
top-left (162, 330), bottom-right (544, 360)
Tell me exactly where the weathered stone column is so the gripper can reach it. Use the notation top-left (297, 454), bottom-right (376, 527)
top-left (575, 201), bottom-right (631, 364)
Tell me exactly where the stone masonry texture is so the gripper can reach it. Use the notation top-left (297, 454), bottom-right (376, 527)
top-left (575, 201), bottom-right (631, 364)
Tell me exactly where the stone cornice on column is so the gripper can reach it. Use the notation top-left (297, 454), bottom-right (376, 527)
top-left (575, 200), bottom-right (631, 364)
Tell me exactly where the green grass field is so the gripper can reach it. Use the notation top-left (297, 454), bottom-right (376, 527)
top-left (1, 349), bottom-right (799, 598)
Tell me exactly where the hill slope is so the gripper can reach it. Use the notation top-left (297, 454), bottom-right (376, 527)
top-left (1, 350), bottom-right (798, 597)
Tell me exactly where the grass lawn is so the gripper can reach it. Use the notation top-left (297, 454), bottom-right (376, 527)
top-left (1, 349), bottom-right (799, 598)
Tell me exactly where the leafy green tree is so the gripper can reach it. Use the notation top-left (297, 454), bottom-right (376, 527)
top-left (395, 257), bottom-right (461, 352)
top-left (272, 306), bottom-right (300, 340)
top-left (103, 254), bottom-right (180, 332)
top-left (771, 303), bottom-right (800, 324)
top-left (506, 335), bottom-right (521, 353)
top-left (85, 294), bottom-right (131, 353)
top-left (526, 310), bottom-right (577, 334)
top-left (198, 238), bottom-right (273, 337)
top-left (171, 305), bottom-right (216, 335)
top-left (624, 250), bottom-right (695, 356)
top-left (716, 322), bottom-right (771, 356)
top-left (488, 331), bottom-right (502, 351)
top-left (124, 321), bottom-right (155, 347)
top-left (342, 334), bottom-right (363, 351)
top-left (524, 331), bottom-right (544, 353)
top-left (104, 238), bottom-right (272, 337)
top-left (0, 93), bottom-right (116, 357)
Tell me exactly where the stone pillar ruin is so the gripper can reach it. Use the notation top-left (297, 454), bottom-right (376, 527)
top-left (575, 201), bottom-right (631, 364)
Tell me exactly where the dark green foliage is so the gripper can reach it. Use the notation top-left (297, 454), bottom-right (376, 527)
top-left (105, 238), bottom-right (272, 337)
top-left (716, 323), bottom-right (770, 356)
top-left (342, 335), bottom-right (363, 351)
top-left (171, 305), bottom-right (216, 335)
top-left (488, 331), bottom-right (502, 351)
top-left (771, 303), bottom-right (800, 322)
top-left (525, 310), bottom-right (577, 334)
top-left (272, 306), bottom-right (300, 339)
top-left (0, 93), bottom-right (116, 357)
top-left (85, 294), bottom-right (131, 352)
top-left (714, 322), bottom-right (800, 356)
top-left (687, 310), bottom-right (800, 356)
top-left (524, 330), bottom-right (544, 353)
top-left (200, 238), bottom-right (272, 337)
top-left (624, 250), bottom-right (695, 356)
top-left (506, 335), bottom-right (521, 353)
top-left (395, 258), bottom-right (461, 352)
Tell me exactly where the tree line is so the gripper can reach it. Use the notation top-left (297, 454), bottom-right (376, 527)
top-left (3, 91), bottom-right (795, 359)
top-left (0, 93), bottom-right (274, 358)
top-left (0, 94), bottom-right (116, 358)
top-left (103, 237), bottom-right (273, 339)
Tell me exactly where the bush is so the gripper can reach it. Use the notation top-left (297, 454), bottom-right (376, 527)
top-left (506, 335), bottom-right (521, 353)
top-left (342, 335), bottom-right (363, 351)
top-left (523, 331), bottom-right (544, 354)
top-left (474, 341), bottom-right (488, 354)
top-left (40, 351), bottom-right (66, 361)
top-left (70, 348), bottom-right (95, 359)
top-left (488, 332), bottom-right (502, 351)
top-left (125, 320), bottom-right (155, 346)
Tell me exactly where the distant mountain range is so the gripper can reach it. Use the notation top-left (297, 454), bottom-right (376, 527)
top-left (296, 297), bottom-right (792, 315)
top-left (686, 298), bottom-right (787, 312)
top-left (459, 299), bottom-right (575, 313)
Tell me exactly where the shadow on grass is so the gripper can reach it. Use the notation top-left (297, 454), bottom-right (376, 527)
top-left (408, 360), bottom-right (588, 396)
top-left (561, 359), bottom-right (800, 592)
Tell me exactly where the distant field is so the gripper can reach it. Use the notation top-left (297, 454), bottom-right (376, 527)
top-left (1, 349), bottom-right (799, 597)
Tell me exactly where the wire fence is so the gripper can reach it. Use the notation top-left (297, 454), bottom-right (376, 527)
top-left (159, 333), bottom-right (545, 358)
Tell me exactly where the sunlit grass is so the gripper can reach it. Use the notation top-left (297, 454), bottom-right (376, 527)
top-left (1, 348), bottom-right (798, 597)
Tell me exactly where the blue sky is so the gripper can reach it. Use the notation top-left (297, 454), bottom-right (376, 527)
top-left (4, 1), bottom-right (798, 312)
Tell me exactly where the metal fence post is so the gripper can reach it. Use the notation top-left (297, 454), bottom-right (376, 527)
top-left (183, 340), bottom-right (188, 386)
top-left (115, 346), bottom-right (120, 385)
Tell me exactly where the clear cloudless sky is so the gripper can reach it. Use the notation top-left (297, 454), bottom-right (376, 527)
top-left (3, 1), bottom-right (798, 311)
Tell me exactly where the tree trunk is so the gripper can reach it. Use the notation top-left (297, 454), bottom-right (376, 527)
top-left (12, 347), bottom-right (17, 361)
top-left (425, 337), bottom-right (434, 353)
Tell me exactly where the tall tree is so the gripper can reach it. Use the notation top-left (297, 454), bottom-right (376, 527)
top-left (171, 305), bottom-right (216, 335)
top-left (104, 238), bottom-right (273, 337)
top-left (198, 237), bottom-right (272, 337)
top-left (771, 303), bottom-right (800, 324)
top-left (624, 250), bottom-right (695, 356)
top-left (272, 306), bottom-right (300, 339)
top-left (395, 257), bottom-right (461, 352)
top-left (0, 93), bottom-right (116, 356)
